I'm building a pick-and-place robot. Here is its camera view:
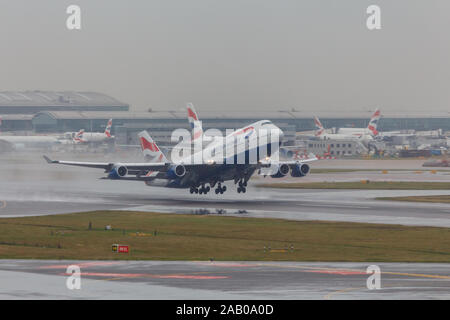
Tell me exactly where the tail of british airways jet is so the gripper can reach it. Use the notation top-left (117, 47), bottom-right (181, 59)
top-left (104, 119), bottom-right (113, 137)
top-left (138, 130), bottom-right (168, 163)
top-left (367, 109), bottom-right (381, 136)
top-left (73, 129), bottom-right (85, 143)
top-left (186, 103), bottom-right (203, 142)
top-left (313, 116), bottom-right (325, 136)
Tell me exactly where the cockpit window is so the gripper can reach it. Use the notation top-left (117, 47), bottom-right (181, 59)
top-left (261, 121), bottom-right (272, 126)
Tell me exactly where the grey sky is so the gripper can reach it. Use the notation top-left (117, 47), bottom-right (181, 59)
top-left (0, 1), bottom-right (449, 113)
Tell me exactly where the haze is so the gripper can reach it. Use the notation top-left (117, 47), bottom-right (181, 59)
top-left (0, 0), bottom-right (448, 113)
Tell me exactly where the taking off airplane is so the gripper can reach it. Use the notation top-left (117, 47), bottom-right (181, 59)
top-left (45, 110), bottom-right (316, 195)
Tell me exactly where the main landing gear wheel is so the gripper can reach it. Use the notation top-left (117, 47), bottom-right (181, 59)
top-left (215, 183), bottom-right (227, 194)
top-left (190, 186), bottom-right (199, 194)
top-left (237, 179), bottom-right (247, 193)
top-left (237, 186), bottom-right (246, 193)
top-left (197, 184), bottom-right (210, 195)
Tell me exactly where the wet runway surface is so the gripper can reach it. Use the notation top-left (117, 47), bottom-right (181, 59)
top-left (0, 260), bottom-right (448, 299)
top-left (1, 154), bottom-right (449, 299)
top-left (0, 153), bottom-right (450, 227)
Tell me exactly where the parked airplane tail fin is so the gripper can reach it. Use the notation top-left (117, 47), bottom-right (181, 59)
top-left (73, 129), bottom-right (85, 142)
top-left (314, 116), bottom-right (325, 136)
top-left (104, 119), bottom-right (113, 137)
top-left (367, 109), bottom-right (381, 136)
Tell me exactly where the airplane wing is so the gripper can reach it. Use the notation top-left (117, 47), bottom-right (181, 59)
top-left (43, 155), bottom-right (169, 172)
top-left (44, 153), bottom-right (317, 170)
top-left (43, 155), bottom-right (218, 173)
top-left (44, 153), bottom-right (317, 181)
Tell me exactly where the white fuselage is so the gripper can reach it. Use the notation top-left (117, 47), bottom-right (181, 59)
top-left (171, 120), bottom-right (283, 165)
top-left (337, 128), bottom-right (373, 137)
top-left (77, 132), bottom-right (113, 143)
top-left (317, 132), bottom-right (373, 143)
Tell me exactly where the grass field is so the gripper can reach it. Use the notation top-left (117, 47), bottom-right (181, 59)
top-left (0, 211), bottom-right (449, 262)
top-left (258, 181), bottom-right (450, 190)
top-left (377, 195), bottom-right (450, 203)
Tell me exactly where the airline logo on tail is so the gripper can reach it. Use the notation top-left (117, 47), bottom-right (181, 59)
top-left (73, 129), bottom-right (85, 143)
top-left (187, 103), bottom-right (203, 141)
top-left (138, 131), bottom-right (168, 163)
top-left (367, 109), bottom-right (380, 136)
top-left (105, 119), bottom-right (112, 137)
top-left (314, 116), bottom-right (325, 136)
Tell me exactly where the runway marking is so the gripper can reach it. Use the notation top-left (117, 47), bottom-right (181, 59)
top-left (382, 271), bottom-right (450, 280)
top-left (256, 263), bottom-right (450, 280)
top-left (40, 261), bottom-right (122, 269)
top-left (324, 286), bottom-right (366, 300)
top-left (195, 262), bottom-right (256, 268)
top-left (62, 272), bottom-right (229, 280)
top-left (305, 270), bottom-right (366, 275)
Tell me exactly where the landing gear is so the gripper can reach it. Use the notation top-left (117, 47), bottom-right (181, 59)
top-left (190, 186), bottom-right (199, 194)
top-left (237, 186), bottom-right (246, 193)
top-left (196, 184), bottom-right (210, 195)
top-left (237, 179), bottom-right (247, 193)
top-left (191, 182), bottom-right (228, 195)
top-left (215, 183), bottom-right (227, 194)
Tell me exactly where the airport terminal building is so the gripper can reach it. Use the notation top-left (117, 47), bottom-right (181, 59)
top-left (0, 91), bottom-right (129, 133)
top-left (31, 110), bottom-right (450, 147)
top-left (0, 91), bottom-right (129, 114)
top-left (1, 90), bottom-right (449, 149)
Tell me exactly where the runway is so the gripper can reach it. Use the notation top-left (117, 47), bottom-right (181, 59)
top-left (0, 153), bottom-right (450, 227)
top-left (0, 154), bottom-right (449, 300)
top-left (0, 260), bottom-right (448, 299)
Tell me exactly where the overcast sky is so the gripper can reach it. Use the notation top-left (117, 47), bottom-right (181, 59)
top-left (0, 0), bottom-right (449, 114)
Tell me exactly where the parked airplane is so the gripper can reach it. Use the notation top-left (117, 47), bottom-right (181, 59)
top-left (336, 109), bottom-right (381, 137)
top-left (45, 119), bottom-right (316, 195)
top-left (73, 119), bottom-right (114, 144)
top-left (313, 111), bottom-right (379, 144)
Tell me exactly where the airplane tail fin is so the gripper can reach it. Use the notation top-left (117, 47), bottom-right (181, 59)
top-left (138, 130), bottom-right (168, 163)
top-left (314, 116), bottom-right (324, 136)
top-left (73, 129), bottom-right (84, 142)
top-left (104, 119), bottom-right (112, 137)
top-left (186, 103), bottom-right (203, 141)
top-left (367, 109), bottom-right (381, 136)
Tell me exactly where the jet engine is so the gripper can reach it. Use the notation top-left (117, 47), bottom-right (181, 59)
top-left (166, 164), bottom-right (186, 179)
top-left (290, 163), bottom-right (310, 177)
top-left (108, 164), bottom-right (128, 179)
top-left (270, 163), bottom-right (290, 178)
